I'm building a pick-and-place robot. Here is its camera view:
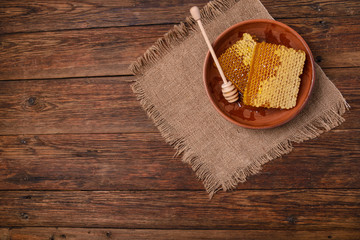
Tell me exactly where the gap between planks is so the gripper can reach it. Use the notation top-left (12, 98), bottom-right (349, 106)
top-left (0, 128), bottom-right (356, 137)
top-left (1, 13), bottom-right (359, 36)
top-left (1, 0), bottom-right (359, 34)
top-left (0, 187), bottom-right (359, 192)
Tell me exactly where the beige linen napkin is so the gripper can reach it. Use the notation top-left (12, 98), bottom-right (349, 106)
top-left (130, 0), bottom-right (349, 196)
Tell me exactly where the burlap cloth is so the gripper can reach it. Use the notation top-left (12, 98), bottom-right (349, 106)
top-left (130, 0), bottom-right (349, 196)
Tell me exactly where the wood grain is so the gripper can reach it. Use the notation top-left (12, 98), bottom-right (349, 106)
top-left (0, 0), bottom-right (358, 34)
top-left (0, 17), bottom-right (359, 80)
top-left (0, 68), bottom-right (358, 135)
top-left (1, 228), bottom-right (359, 240)
top-left (0, 130), bottom-right (358, 191)
top-left (0, 77), bottom-right (156, 135)
top-left (0, 25), bottom-right (169, 80)
top-left (0, 190), bottom-right (359, 229)
top-left (0, 0), bottom-right (359, 238)
top-left (0, 1), bottom-right (358, 239)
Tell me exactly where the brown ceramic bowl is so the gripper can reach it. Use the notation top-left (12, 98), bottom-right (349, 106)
top-left (203, 19), bottom-right (315, 129)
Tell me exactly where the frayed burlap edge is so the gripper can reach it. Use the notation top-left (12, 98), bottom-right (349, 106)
top-left (129, 0), bottom-right (350, 197)
top-left (222, 100), bottom-right (350, 193)
top-left (133, 73), bottom-right (349, 197)
top-left (131, 81), bottom-right (222, 197)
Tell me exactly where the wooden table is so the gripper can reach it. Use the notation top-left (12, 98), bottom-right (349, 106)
top-left (0, 0), bottom-right (359, 239)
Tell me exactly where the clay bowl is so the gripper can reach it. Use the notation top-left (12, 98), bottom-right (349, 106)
top-left (203, 19), bottom-right (315, 129)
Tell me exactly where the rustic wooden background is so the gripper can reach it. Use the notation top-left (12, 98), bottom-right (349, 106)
top-left (0, 0), bottom-right (359, 239)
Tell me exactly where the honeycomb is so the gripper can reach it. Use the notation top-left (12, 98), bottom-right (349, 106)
top-left (218, 33), bottom-right (257, 93)
top-left (218, 33), bottom-right (306, 109)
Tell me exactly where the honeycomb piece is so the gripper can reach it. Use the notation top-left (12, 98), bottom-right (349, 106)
top-left (218, 33), bottom-right (257, 93)
top-left (243, 42), bottom-right (306, 109)
top-left (217, 33), bottom-right (306, 109)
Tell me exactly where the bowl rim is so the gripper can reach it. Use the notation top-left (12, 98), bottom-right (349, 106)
top-left (203, 19), bottom-right (315, 129)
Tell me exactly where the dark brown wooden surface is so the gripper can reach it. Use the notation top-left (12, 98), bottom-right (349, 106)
top-left (0, 130), bottom-right (359, 191)
top-left (0, 68), bottom-right (358, 135)
top-left (0, 190), bottom-right (359, 229)
top-left (1, 17), bottom-right (359, 80)
top-left (1, 0), bottom-right (359, 34)
top-left (0, 0), bottom-right (359, 239)
top-left (1, 228), bottom-right (359, 240)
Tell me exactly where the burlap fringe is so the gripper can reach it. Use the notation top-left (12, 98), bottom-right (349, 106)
top-left (223, 99), bottom-right (350, 193)
top-left (129, 0), bottom-right (239, 75)
top-left (130, 0), bottom-right (350, 197)
top-left (130, 0), bottom-right (240, 198)
top-left (131, 80), bottom-right (221, 198)
top-left (133, 71), bottom-right (349, 197)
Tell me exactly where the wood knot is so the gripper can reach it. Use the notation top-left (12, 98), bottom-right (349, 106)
top-left (22, 195), bottom-right (32, 199)
top-left (318, 20), bottom-right (330, 29)
top-left (74, 150), bottom-right (99, 158)
top-left (315, 56), bottom-right (322, 63)
top-left (286, 215), bottom-right (297, 225)
top-left (20, 212), bottom-right (29, 219)
top-left (106, 231), bottom-right (112, 238)
top-left (27, 97), bottom-right (36, 106)
top-left (311, 3), bottom-right (322, 12)
top-left (22, 96), bottom-right (57, 112)
top-left (60, 234), bottom-right (66, 238)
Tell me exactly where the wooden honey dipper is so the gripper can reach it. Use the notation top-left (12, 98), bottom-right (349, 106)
top-left (190, 6), bottom-right (239, 103)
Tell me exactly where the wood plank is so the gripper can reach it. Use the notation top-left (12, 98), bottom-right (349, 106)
top-left (0, 130), bottom-right (359, 191)
top-left (0, 17), bottom-right (359, 80)
top-left (0, 25), bottom-right (169, 80)
top-left (1, 228), bottom-right (359, 240)
top-left (0, 68), bottom-right (358, 135)
top-left (0, 190), bottom-right (359, 229)
top-left (0, 77), bottom-right (156, 134)
top-left (0, 228), bottom-right (9, 240)
top-left (0, 0), bottom-right (358, 34)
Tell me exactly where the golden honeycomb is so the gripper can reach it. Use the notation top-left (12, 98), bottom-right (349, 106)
top-left (218, 33), bottom-right (257, 93)
top-left (218, 33), bottom-right (306, 109)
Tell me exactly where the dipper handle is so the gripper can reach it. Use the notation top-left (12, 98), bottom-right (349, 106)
top-left (190, 6), bottom-right (228, 84)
